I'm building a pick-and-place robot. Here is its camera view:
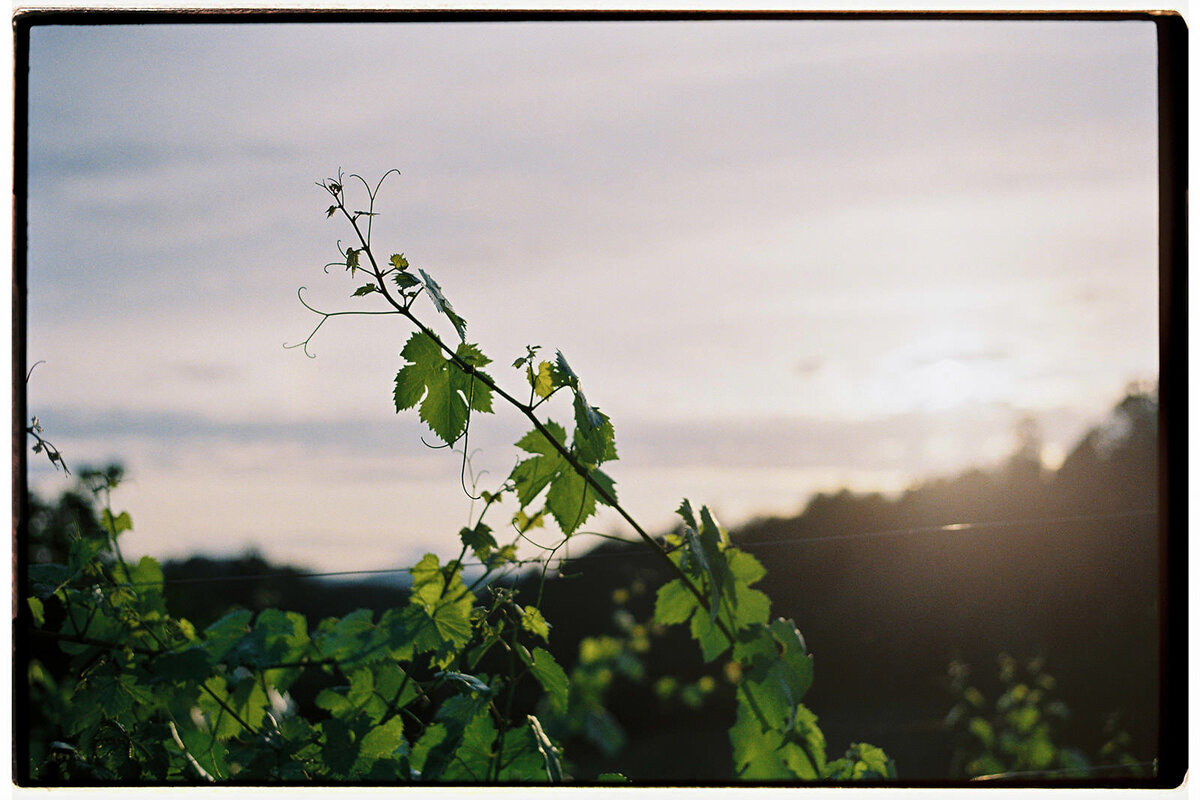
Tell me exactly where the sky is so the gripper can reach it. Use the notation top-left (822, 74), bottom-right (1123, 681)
top-left (22, 19), bottom-right (1160, 573)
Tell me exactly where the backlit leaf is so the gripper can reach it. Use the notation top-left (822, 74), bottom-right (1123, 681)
top-left (526, 647), bottom-right (568, 713)
top-left (394, 331), bottom-right (494, 444)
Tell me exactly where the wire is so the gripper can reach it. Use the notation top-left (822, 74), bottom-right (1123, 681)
top-left (98, 507), bottom-right (1156, 589)
top-left (739, 508), bottom-right (1157, 550)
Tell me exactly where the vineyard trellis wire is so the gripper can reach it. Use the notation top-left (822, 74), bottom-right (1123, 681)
top-left (77, 508), bottom-right (1156, 590)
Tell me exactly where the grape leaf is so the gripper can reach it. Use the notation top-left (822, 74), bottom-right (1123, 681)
top-left (677, 498), bottom-right (699, 531)
top-left (408, 554), bottom-right (474, 665)
top-left (529, 360), bottom-right (554, 398)
top-left (654, 579), bottom-right (698, 626)
top-left (418, 268), bottom-right (467, 342)
top-left (824, 742), bottom-right (896, 780)
top-left (102, 509), bottom-right (133, 535)
top-left (202, 610), bottom-right (253, 662)
top-left (390, 253), bottom-right (409, 270)
top-left (510, 423), bottom-right (569, 506)
top-left (572, 394), bottom-right (616, 466)
top-left (574, 386), bottom-right (603, 430)
top-left (733, 619), bottom-right (814, 732)
top-left (442, 711), bottom-right (496, 782)
top-left (598, 772), bottom-right (630, 783)
top-left (393, 331), bottom-right (493, 444)
top-left (356, 715), bottom-right (406, 765)
top-left (520, 605), bottom-right (551, 641)
top-left (320, 717), bottom-right (359, 777)
top-left (525, 647), bottom-right (569, 713)
top-left (459, 523), bottom-right (496, 560)
top-left (393, 271), bottom-right (420, 290)
top-left (352, 283), bottom-right (378, 296)
top-left (436, 671), bottom-right (492, 695)
top-left (730, 699), bottom-right (794, 779)
top-left (346, 248), bottom-right (360, 276)
top-left (545, 465), bottom-right (616, 534)
top-left (27, 596), bottom-right (44, 625)
top-left (28, 563), bottom-right (70, 599)
top-left (551, 350), bottom-right (578, 387)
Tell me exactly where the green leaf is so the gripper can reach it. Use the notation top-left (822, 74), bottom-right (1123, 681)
top-left (654, 579), bottom-right (698, 626)
top-left (574, 387), bottom-right (603, 430)
top-left (410, 722), bottom-right (447, 777)
top-left (526, 647), bottom-right (569, 714)
top-left (545, 466), bottom-right (615, 535)
top-left (520, 605), bottom-right (551, 641)
top-left (352, 283), bottom-right (378, 296)
top-left (676, 498), bottom-right (699, 531)
top-left (28, 563), bottom-right (70, 598)
top-left (551, 350), bottom-right (579, 387)
top-left (730, 699), bottom-right (793, 779)
top-left (442, 711), bottom-right (496, 782)
top-left (326, 205), bottom-right (337, 218)
top-left (27, 596), bottom-right (44, 625)
top-left (314, 609), bottom-right (388, 667)
top-left (459, 523), bottom-right (496, 560)
top-left (418, 268), bottom-right (467, 342)
top-left (509, 423), bottom-right (617, 533)
top-left (67, 535), bottom-right (106, 575)
top-left (824, 742), bottom-right (896, 780)
top-left (734, 619), bottom-right (815, 732)
top-left (346, 248), bottom-right (360, 276)
top-left (358, 715), bottom-right (407, 762)
top-left (679, 506), bottom-right (734, 624)
top-left (511, 423), bottom-right (569, 506)
top-left (202, 610), bottom-right (253, 661)
top-left (417, 694), bottom-right (492, 781)
top-left (354, 715), bottom-right (407, 777)
top-left (393, 331), bottom-right (494, 444)
top-left (530, 360), bottom-right (554, 398)
top-left (102, 509), bottom-right (133, 535)
top-left (320, 717), bottom-right (359, 777)
top-left (149, 648), bottom-right (212, 686)
top-left (572, 395), bottom-right (617, 466)
top-left (393, 271), bottom-right (420, 290)
top-left (597, 772), bottom-right (630, 783)
top-left (688, 605), bottom-right (730, 662)
top-left (389, 253), bottom-right (409, 271)
top-left (408, 554), bottom-right (474, 666)
top-left (437, 671), bottom-right (492, 694)
top-left (175, 722), bottom-right (229, 780)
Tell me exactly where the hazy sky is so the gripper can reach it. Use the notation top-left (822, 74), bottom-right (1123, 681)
top-left (24, 19), bottom-right (1160, 572)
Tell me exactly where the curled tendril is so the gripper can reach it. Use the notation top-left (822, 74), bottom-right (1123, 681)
top-left (457, 377), bottom-right (483, 500)
top-left (26, 360), bottom-right (46, 383)
top-left (417, 375), bottom-right (482, 501)
top-left (284, 286), bottom-right (399, 359)
top-left (515, 527), bottom-right (557, 553)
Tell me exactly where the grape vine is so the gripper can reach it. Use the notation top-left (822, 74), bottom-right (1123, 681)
top-left (21, 170), bottom-right (895, 784)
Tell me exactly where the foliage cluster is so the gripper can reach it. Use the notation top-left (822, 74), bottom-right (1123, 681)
top-left (20, 171), bottom-right (894, 784)
top-left (945, 654), bottom-right (1146, 780)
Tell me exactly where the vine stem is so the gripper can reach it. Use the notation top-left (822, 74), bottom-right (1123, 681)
top-left (333, 194), bottom-right (738, 649)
